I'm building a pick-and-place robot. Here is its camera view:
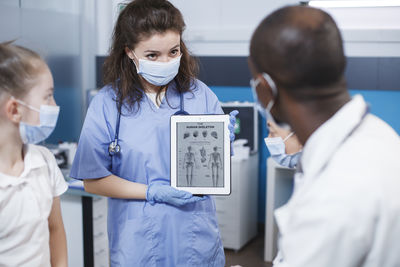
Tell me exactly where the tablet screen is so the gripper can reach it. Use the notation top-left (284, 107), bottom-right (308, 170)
top-left (176, 121), bottom-right (224, 187)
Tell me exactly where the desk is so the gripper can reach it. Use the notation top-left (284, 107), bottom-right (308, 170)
top-left (264, 158), bottom-right (295, 262)
top-left (60, 171), bottom-right (109, 267)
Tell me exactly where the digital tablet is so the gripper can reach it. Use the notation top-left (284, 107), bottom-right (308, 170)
top-left (170, 114), bottom-right (231, 195)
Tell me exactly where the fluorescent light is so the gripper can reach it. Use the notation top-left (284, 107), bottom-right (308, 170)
top-left (308, 0), bottom-right (400, 7)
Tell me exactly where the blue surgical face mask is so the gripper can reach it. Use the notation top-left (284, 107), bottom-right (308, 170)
top-left (15, 99), bottom-right (60, 144)
top-left (131, 50), bottom-right (181, 86)
top-left (264, 132), bottom-right (300, 168)
top-left (250, 72), bottom-right (278, 123)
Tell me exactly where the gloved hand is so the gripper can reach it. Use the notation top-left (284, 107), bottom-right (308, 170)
top-left (146, 183), bottom-right (203, 207)
top-left (228, 110), bottom-right (239, 156)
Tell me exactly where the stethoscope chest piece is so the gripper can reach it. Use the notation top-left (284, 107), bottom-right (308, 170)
top-left (109, 140), bottom-right (120, 156)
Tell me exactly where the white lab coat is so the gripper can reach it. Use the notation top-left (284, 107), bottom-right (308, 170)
top-left (273, 95), bottom-right (400, 267)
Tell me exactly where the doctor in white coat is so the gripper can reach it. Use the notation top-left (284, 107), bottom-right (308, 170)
top-left (249, 5), bottom-right (400, 267)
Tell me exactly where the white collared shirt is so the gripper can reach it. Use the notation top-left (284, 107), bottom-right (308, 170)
top-left (274, 95), bottom-right (400, 267)
top-left (0, 144), bottom-right (68, 267)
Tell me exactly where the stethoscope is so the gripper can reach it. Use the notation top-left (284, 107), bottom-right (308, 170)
top-left (108, 91), bottom-right (188, 156)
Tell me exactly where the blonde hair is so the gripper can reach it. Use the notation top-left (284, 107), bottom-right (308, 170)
top-left (0, 41), bottom-right (46, 98)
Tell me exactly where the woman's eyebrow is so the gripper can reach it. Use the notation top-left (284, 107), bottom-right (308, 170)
top-left (169, 44), bottom-right (180, 50)
top-left (144, 44), bottom-right (180, 53)
top-left (144, 49), bottom-right (160, 53)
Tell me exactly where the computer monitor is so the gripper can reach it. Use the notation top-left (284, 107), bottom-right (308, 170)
top-left (221, 102), bottom-right (258, 153)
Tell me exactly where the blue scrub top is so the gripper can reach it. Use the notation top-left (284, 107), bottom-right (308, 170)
top-left (70, 80), bottom-right (225, 267)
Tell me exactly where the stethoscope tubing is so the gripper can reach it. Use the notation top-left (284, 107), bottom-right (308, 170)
top-left (109, 91), bottom-right (187, 156)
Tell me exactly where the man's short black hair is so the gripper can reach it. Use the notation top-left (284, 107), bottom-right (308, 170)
top-left (250, 6), bottom-right (346, 100)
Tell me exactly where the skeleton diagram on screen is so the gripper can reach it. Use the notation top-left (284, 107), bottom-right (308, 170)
top-left (208, 146), bottom-right (222, 186)
top-left (176, 121), bottom-right (224, 187)
top-left (200, 147), bottom-right (207, 163)
top-left (183, 146), bottom-right (196, 186)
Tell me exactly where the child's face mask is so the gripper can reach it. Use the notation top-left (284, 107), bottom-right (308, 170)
top-left (14, 98), bottom-right (60, 144)
top-left (264, 132), bottom-right (301, 168)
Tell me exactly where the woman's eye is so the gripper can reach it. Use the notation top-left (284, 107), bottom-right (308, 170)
top-left (146, 54), bottom-right (157, 60)
top-left (171, 49), bottom-right (179, 56)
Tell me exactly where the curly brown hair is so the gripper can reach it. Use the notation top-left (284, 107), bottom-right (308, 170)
top-left (103, 0), bottom-right (199, 112)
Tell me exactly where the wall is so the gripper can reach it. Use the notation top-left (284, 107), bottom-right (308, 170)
top-left (95, 1), bottom-right (400, 57)
top-left (0, 0), bottom-right (97, 143)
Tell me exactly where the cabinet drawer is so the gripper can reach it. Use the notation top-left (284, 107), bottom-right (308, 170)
top-left (94, 251), bottom-right (109, 267)
top-left (93, 231), bottom-right (109, 267)
top-left (218, 217), bottom-right (239, 231)
top-left (219, 225), bottom-right (240, 249)
top-left (214, 199), bottom-right (235, 211)
top-left (93, 229), bottom-right (107, 242)
top-left (94, 245), bottom-right (107, 257)
top-left (215, 207), bottom-right (238, 222)
top-left (214, 194), bottom-right (238, 206)
top-left (93, 234), bottom-right (109, 255)
top-left (92, 210), bottom-right (106, 223)
top-left (93, 220), bottom-right (107, 238)
top-left (93, 197), bottom-right (107, 209)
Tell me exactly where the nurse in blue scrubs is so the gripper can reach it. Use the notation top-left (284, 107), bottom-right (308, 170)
top-left (70, 0), bottom-right (237, 266)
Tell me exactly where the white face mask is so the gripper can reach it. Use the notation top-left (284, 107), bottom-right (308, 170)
top-left (14, 98), bottom-right (60, 144)
top-left (131, 50), bottom-right (181, 86)
top-left (250, 72), bottom-right (290, 130)
top-left (264, 132), bottom-right (300, 168)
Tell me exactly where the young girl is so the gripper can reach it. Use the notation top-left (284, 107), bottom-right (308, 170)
top-left (264, 120), bottom-right (302, 168)
top-left (0, 42), bottom-right (68, 267)
top-left (70, 0), bottom-right (236, 266)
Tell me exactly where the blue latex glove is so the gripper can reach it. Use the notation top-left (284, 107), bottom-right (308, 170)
top-left (146, 183), bottom-right (203, 207)
top-left (228, 110), bottom-right (239, 156)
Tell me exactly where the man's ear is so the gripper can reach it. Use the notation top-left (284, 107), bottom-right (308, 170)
top-left (4, 98), bottom-right (22, 123)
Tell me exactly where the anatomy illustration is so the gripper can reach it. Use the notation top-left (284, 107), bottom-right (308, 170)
top-left (200, 147), bottom-right (207, 163)
top-left (183, 146), bottom-right (196, 186)
top-left (208, 146), bottom-right (222, 187)
top-left (177, 121), bottom-right (226, 188)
